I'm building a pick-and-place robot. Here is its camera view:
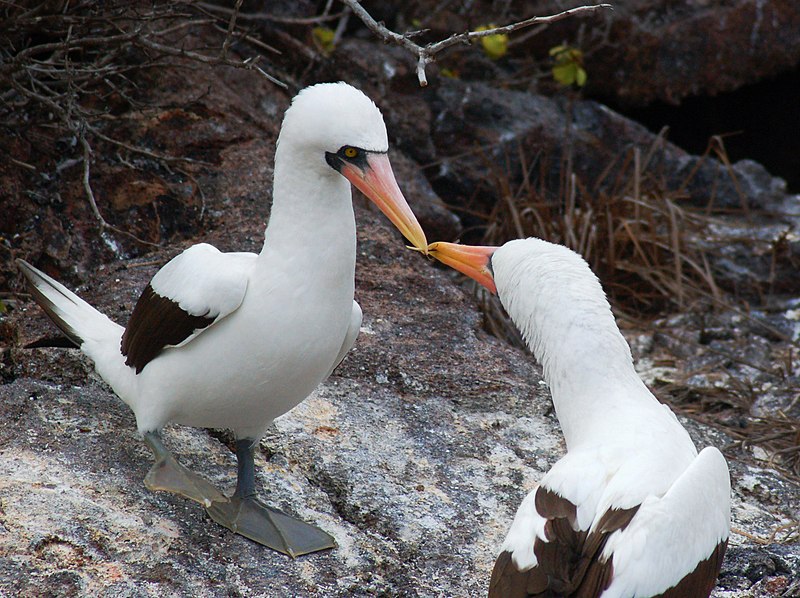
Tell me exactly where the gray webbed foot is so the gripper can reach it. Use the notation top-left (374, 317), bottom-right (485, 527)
top-left (207, 437), bottom-right (335, 556)
top-left (143, 431), bottom-right (227, 507)
top-left (206, 495), bottom-right (336, 557)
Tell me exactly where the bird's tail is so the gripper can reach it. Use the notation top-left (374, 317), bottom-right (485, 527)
top-left (17, 259), bottom-right (123, 345)
top-left (17, 260), bottom-right (134, 397)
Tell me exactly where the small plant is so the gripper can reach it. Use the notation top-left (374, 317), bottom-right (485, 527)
top-left (312, 26), bottom-right (336, 54)
top-left (550, 45), bottom-right (587, 87)
top-left (475, 25), bottom-right (508, 60)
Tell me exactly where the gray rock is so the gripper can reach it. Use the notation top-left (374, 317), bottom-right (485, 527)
top-left (2, 217), bottom-right (798, 596)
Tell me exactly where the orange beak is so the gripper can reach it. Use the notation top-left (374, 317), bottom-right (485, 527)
top-left (427, 241), bottom-right (498, 294)
top-left (340, 153), bottom-right (428, 253)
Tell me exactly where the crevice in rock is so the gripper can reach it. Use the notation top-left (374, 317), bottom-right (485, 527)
top-left (604, 66), bottom-right (800, 193)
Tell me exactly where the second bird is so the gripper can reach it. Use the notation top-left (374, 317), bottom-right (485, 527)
top-left (18, 82), bottom-right (428, 557)
top-left (428, 238), bottom-right (730, 598)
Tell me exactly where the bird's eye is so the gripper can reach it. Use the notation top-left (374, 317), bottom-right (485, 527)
top-left (343, 147), bottom-right (359, 159)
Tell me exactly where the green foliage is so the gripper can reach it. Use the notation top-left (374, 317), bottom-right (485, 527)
top-left (550, 45), bottom-right (587, 87)
top-left (475, 25), bottom-right (508, 60)
top-left (312, 27), bottom-right (336, 54)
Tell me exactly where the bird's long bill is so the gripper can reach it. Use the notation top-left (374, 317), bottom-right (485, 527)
top-left (340, 153), bottom-right (428, 252)
top-left (428, 241), bottom-right (498, 294)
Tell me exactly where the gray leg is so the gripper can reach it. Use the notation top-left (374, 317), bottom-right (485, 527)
top-left (205, 438), bottom-right (336, 557)
top-left (143, 431), bottom-right (227, 507)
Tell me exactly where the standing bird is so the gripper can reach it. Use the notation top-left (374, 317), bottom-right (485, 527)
top-left (427, 238), bottom-right (730, 597)
top-left (18, 82), bottom-right (428, 557)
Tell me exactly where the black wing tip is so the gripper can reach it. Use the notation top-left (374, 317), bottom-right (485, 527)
top-left (121, 283), bottom-right (214, 374)
top-left (16, 258), bottom-right (84, 347)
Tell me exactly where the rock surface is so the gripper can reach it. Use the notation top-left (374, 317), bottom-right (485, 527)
top-left (3, 216), bottom-right (799, 596)
top-left (1, 4), bottom-right (799, 596)
top-left (518, 0), bottom-right (800, 106)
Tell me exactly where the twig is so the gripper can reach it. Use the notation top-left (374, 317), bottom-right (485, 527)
top-left (341, 1), bottom-right (613, 86)
top-left (731, 521), bottom-right (800, 545)
top-left (87, 124), bottom-right (213, 167)
top-left (221, 0), bottom-right (244, 59)
top-left (134, 35), bottom-right (288, 88)
top-left (78, 132), bottom-right (159, 248)
top-left (197, 2), bottom-right (347, 25)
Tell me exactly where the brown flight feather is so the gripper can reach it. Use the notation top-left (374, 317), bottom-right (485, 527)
top-left (489, 487), bottom-right (642, 598)
top-left (121, 284), bottom-right (214, 374)
top-left (653, 540), bottom-right (728, 598)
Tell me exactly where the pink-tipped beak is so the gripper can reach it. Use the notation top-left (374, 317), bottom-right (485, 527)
top-left (427, 241), bottom-right (498, 294)
top-left (340, 153), bottom-right (428, 252)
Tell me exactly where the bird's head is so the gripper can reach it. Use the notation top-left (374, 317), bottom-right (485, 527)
top-left (278, 82), bottom-right (427, 252)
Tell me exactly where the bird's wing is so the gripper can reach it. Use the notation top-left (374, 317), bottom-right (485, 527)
top-left (489, 442), bottom-right (681, 598)
top-left (121, 243), bottom-right (256, 373)
top-left (599, 446), bottom-right (731, 598)
top-left (489, 480), bottom-right (641, 598)
top-left (324, 300), bottom-right (361, 379)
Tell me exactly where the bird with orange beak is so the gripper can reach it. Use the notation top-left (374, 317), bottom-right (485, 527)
top-left (17, 82), bottom-right (428, 557)
top-left (427, 238), bottom-right (730, 597)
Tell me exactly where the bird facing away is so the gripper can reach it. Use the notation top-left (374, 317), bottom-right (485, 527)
top-left (18, 81), bottom-right (428, 557)
top-left (427, 238), bottom-right (730, 597)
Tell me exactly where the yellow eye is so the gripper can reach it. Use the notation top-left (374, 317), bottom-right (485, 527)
top-left (344, 147), bottom-right (358, 158)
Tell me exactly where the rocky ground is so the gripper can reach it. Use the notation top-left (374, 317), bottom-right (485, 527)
top-left (1, 1), bottom-right (799, 596)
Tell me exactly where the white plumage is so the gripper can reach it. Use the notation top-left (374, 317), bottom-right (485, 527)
top-left (19, 82), bottom-right (427, 556)
top-left (428, 237), bottom-right (731, 597)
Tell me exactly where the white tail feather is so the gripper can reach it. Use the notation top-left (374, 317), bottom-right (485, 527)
top-left (17, 259), bottom-right (136, 401)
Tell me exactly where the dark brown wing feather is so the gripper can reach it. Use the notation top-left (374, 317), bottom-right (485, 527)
top-left (120, 284), bottom-right (214, 374)
top-left (489, 551), bottom-right (546, 598)
top-left (489, 487), bottom-right (640, 598)
top-left (653, 540), bottom-right (728, 598)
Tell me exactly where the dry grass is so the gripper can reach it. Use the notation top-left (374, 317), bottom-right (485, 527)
top-left (479, 128), bottom-right (723, 317)
top-left (454, 126), bottom-right (800, 481)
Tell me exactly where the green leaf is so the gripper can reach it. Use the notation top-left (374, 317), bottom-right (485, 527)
top-left (312, 27), bottom-right (336, 54)
top-left (552, 63), bottom-right (578, 86)
top-left (549, 45), bottom-right (586, 88)
top-left (475, 24), bottom-right (508, 60)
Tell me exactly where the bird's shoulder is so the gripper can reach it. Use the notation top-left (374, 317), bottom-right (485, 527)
top-left (120, 244), bottom-right (257, 373)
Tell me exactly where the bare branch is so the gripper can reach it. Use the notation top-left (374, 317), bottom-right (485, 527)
top-left (2, 3), bottom-right (290, 247)
top-left (221, 0), bottom-right (244, 59)
top-left (197, 2), bottom-right (347, 25)
top-left (78, 131), bottom-right (160, 248)
top-left (340, 1), bottom-right (613, 86)
top-left (133, 35), bottom-right (288, 88)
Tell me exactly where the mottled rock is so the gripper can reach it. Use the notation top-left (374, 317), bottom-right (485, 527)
top-left (521, 0), bottom-right (800, 106)
top-left (2, 218), bottom-right (798, 596)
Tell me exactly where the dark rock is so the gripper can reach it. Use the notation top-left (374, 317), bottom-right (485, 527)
top-left (426, 79), bottom-right (792, 213)
top-left (578, 1), bottom-right (800, 106)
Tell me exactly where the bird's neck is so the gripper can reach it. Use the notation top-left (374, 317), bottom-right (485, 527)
top-left (541, 323), bottom-right (655, 450)
top-left (260, 151), bottom-right (356, 282)
top-left (505, 284), bottom-right (656, 450)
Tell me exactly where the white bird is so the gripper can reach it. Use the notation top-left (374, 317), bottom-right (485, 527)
top-left (18, 82), bottom-right (428, 557)
top-left (427, 238), bottom-right (730, 597)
